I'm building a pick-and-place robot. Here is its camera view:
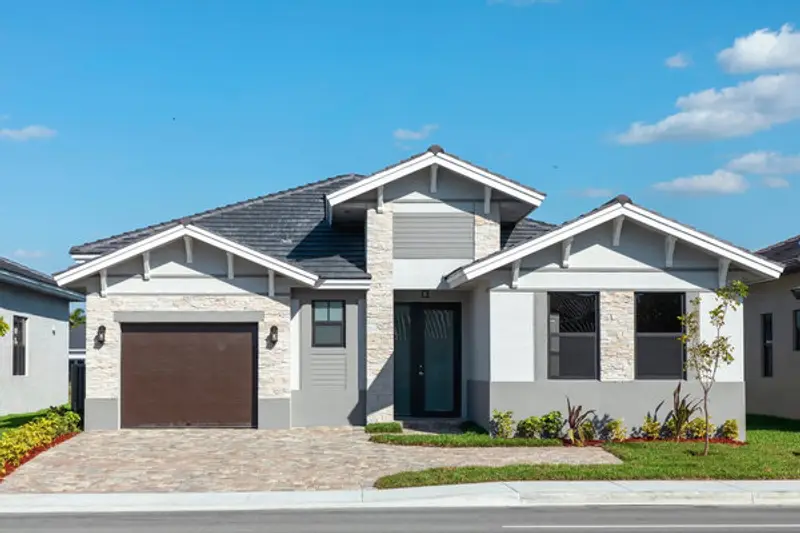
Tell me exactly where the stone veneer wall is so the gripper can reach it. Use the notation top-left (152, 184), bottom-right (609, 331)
top-left (599, 291), bottom-right (635, 381)
top-left (85, 293), bottom-right (291, 400)
top-left (365, 205), bottom-right (395, 422)
top-left (474, 206), bottom-right (500, 260)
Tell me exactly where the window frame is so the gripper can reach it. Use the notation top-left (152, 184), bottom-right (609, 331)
top-left (12, 315), bottom-right (28, 377)
top-left (633, 292), bottom-right (686, 380)
top-left (311, 300), bottom-right (346, 348)
top-left (762, 312), bottom-right (773, 378)
top-left (547, 292), bottom-right (600, 380)
top-left (794, 310), bottom-right (800, 352)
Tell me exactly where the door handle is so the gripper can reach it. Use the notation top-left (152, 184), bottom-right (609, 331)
top-left (418, 364), bottom-right (424, 376)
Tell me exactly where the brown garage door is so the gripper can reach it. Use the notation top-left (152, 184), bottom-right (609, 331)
top-left (121, 323), bottom-right (257, 428)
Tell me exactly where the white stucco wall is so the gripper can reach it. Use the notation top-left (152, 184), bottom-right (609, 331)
top-left (0, 283), bottom-right (69, 416)
top-left (744, 273), bottom-right (800, 418)
top-left (698, 291), bottom-right (745, 383)
top-left (489, 291), bottom-right (534, 382)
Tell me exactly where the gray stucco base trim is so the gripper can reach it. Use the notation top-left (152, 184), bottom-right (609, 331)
top-left (113, 311), bottom-right (265, 323)
top-left (258, 398), bottom-right (291, 429)
top-left (489, 381), bottom-right (746, 441)
top-left (467, 380), bottom-right (490, 430)
top-left (85, 398), bottom-right (119, 430)
top-left (291, 390), bottom-right (366, 427)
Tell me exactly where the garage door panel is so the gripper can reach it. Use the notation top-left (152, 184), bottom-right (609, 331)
top-left (121, 323), bottom-right (256, 428)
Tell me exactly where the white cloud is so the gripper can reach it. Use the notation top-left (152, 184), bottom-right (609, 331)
top-left (393, 124), bottom-right (438, 141)
top-left (727, 151), bottom-right (800, 175)
top-left (488, 0), bottom-right (558, 5)
top-left (665, 53), bottom-right (691, 69)
top-left (653, 169), bottom-right (748, 195)
top-left (762, 176), bottom-right (790, 188)
top-left (617, 73), bottom-right (800, 144)
top-left (576, 187), bottom-right (614, 198)
top-left (13, 249), bottom-right (46, 259)
top-left (0, 125), bottom-right (57, 141)
top-left (718, 24), bottom-right (800, 73)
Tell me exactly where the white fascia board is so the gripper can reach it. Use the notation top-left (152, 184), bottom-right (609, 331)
top-left (326, 152), bottom-right (437, 206)
top-left (56, 224), bottom-right (319, 287)
top-left (622, 205), bottom-right (784, 279)
top-left (447, 203), bottom-right (626, 287)
top-left (315, 279), bottom-right (371, 290)
top-left (446, 201), bottom-right (784, 288)
top-left (326, 151), bottom-right (545, 209)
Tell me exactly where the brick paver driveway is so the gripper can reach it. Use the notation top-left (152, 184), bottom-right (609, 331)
top-left (0, 429), bottom-right (620, 493)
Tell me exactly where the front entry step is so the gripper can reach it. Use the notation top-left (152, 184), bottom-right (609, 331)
top-left (399, 418), bottom-right (466, 434)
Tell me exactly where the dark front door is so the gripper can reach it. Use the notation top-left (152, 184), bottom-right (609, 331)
top-left (394, 303), bottom-right (461, 418)
top-left (120, 323), bottom-right (257, 428)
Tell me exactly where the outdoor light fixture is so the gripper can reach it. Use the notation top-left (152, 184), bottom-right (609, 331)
top-left (96, 325), bottom-right (107, 345)
top-left (791, 287), bottom-right (800, 300)
top-left (269, 325), bottom-right (279, 344)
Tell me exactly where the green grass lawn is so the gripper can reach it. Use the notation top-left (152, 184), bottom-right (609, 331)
top-left (0, 408), bottom-right (52, 436)
top-left (373, 415), bottom-right (800, 489)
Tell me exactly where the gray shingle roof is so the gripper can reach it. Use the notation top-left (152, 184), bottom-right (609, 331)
top-left (70, 173), bottom-right (370, 279)
top-left (0, 257), bottom-right (84, 301)
top-left (68, 146), bottom-right (550, 280)
top-left (757, 234), bottom-right (800, 274)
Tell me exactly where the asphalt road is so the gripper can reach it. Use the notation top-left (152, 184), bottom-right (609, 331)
top-left (3, 506), bottom-right (800, 532)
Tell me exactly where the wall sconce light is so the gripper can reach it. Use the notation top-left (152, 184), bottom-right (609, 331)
top-left (96, 325), bottom-right (107, 346)
top-left (791, 287), bottom-right (800, 300)
top-left (269, 325), bottom-right (279, 344)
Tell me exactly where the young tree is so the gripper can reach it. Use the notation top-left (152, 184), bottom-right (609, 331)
top-left (0, 316), bottom-right (7, 337)
top-left (679, 279), bottom-right (748, 456)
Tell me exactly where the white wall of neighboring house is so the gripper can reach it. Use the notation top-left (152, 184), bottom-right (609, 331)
top-left (0, 283), bottom-right (69, 416)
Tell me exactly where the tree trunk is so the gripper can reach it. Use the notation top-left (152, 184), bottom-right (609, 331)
top-left (703, 392), bottom-right (710, 457)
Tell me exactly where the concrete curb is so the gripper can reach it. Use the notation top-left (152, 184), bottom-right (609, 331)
top-left (3, 481), bottom-right (800, 514)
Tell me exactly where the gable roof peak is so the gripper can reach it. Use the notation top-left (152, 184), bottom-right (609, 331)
top-left (427, 144), bottom-right (445, 154)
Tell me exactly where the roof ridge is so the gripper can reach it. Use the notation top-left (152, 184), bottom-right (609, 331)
top-left (756, 233), bottom-right (800, 254)
top-left (70, 173), bottom-right (363, 253)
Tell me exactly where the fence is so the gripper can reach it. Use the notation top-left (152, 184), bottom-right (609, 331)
top-left (69, 359), bottom-right (86, 426)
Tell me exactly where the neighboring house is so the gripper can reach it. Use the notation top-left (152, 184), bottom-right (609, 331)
top-left (0, 257), bottom-right (84, 416)
top-left (744, 236), bottom-right (800, 420)
top-left (54, 146), bottom-right (783, 436)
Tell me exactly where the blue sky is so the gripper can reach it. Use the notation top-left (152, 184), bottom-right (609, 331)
top-left (2, 0), bottom-right (800, 275)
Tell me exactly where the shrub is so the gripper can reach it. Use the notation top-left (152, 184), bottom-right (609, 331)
top-left (515, 416), bottom-right (542, 439)
top-left (686, 417), bottom-right (716, 439)
top-left (580, 420), bottom-right (596, 442)
top-left (0, 410), bottom-right (80, 475)
top-left (490, 410), bottom-right (515, 439)
top-left (666, 383), bottom-right (701, 441)
top-left (565, 398), bottom-right (595, 446)
top-left (604, 419), bottom-right (627, 442)
top-left (540, 410), bottom-right (564, 439)
top-left (718, 419), bottom-right (739, 440)
top-left (641, 414), bottom-right (662, 440)
top-left (365, 422), bottom-right (403, 434)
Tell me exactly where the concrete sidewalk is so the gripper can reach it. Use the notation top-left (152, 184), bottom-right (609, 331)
top-left (2, 480), bottom-right (800, 513)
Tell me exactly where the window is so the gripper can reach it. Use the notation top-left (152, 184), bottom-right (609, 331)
top-left (12, 316), bottom-right (27, 376)
top-left (635, 293), bottom-right (685, 379)
top-left (762, 313), bottom-right (773, 377)
top-left (794, 310), bottom-right (800, 351)
top-left (548, 292), bottom-right (598, 379)
top-left (312, 301), bottom-right (345, 347)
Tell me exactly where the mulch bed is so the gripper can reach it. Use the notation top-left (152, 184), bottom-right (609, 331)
top-left (562, 437), bottom-right (745, 447)
top-left (0, 432), bottom-right (79, 483)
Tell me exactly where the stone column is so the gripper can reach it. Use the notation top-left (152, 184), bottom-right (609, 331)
top-left (365, 205), bottom-right (395, 422)
top-left (599, 291), bottom-right (635, 381)
top-left (474, 204), bottom-right (500, 260)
